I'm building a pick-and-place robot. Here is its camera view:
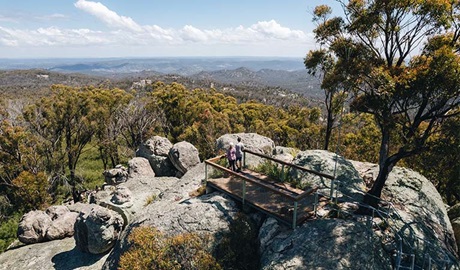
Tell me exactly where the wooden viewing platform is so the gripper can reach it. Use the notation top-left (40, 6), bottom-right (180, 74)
top-left (205, 149), bottom-right (335, 229)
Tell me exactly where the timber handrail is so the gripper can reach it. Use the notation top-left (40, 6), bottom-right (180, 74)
top-left (205, 158), bottom-right (298, 200)
top-left (243, 149), bottom-right (335, 180)
top-left (205, 152), bottom-right (327, 229)
top-left (205, 154), bottom-right (322, 202)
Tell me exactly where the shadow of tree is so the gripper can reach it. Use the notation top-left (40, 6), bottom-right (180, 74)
top-left (259, 219), bottom-right (392, 269)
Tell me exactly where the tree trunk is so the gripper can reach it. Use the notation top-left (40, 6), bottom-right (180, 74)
top-left (362, 160), bottom-right (393, 208)
top-left (357, 126), bottom-right (394, 212)
top-left (324, 110), bottom-right (333, 150)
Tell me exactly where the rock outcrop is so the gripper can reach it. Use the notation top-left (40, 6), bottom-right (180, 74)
top-left (216, 133), bottom-right (275, 169)
top-left (110, 185), bottom-right (132, 205)
top-left (0, 237), bottom-right (109, 270)
top-left (17, 210), bottom-right (52, 244)
top-left (2, 135), bottom-right (458, 270)
top-left (74, 205), bottom-right (124, 255)
top-left (136, 136), bottom-right (177, 176)
top-left (17, 206), bottom-right (79, 244)
top-left (351, 160), bottom-right (458, 266)
top-left (259, 218), bottom-right (392, 270)
top-left (291, 150), bottom-right (365, 201)
top-left (216, 133), bottom-right (275, 155)
top-left (127, 157), bottom-right (155, 178)
top-left (168, 141), bottom-right (200, 176)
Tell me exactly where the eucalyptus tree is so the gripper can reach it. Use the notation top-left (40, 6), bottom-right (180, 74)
top-left (314, 0), bottom-right (460, 207)
top-left (305, 5), bottom-right (350, 150)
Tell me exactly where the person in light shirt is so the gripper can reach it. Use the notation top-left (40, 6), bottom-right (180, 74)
top-left (235, 137), bottom-right (244, 172)
top-left (226, 142), bottom-right (237, 171)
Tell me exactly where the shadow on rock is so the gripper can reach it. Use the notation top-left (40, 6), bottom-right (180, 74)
top-left (51, 247), bottom-right (106, 270)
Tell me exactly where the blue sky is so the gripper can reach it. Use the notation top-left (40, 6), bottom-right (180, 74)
top-left (0, 0), bottom-right (342, 58)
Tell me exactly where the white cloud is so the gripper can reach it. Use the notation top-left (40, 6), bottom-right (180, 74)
top-left (180, 25), bottom-right (209, 42)
top-left (0, 0), bottom-right (315, 57)
top-left (35, 13), bottom-right (68, 21)
top-left (74, 0), bottom-right (143, 32)
top-left (250, 20), bottom-right (306, 40)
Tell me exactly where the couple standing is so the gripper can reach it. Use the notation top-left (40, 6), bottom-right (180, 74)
top-left (227, 137), bottom-right (244, 172)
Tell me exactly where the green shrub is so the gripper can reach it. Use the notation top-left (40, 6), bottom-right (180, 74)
top-left (255, 160), bottom-right (310, 188)
top-left (119, 227), bottom-right (221, 270)
top-left (0, 213), bottom-right (21, 253)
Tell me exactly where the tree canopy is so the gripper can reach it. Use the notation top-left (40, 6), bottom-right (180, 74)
top-left (311, 0), bottom-right (460, 206)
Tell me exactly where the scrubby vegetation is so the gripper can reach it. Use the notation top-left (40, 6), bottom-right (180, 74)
top-left (119, 213), bottom-right (260, 270)
top-left (119, 227), bottom-right (220, 270)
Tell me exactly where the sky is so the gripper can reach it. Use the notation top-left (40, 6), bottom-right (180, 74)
top-left (0, 0), bottom-right (342, 59)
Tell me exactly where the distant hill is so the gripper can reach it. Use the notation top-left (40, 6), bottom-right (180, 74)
top-left (0, 57), bottom-right (305, 76)
top-left (0, 69), bottom-right (107, 98)
top-left (191, 67), bottom-right (322, 98)
top-left (0, 57), bottom-right (323, 106)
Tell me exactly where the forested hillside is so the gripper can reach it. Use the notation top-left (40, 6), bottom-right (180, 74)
top-left (0, 78), bottom-right (458, 253)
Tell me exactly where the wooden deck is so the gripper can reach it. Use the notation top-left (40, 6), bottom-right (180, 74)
top-left (205, 150), bottom-right (335, 228)
top-left (206, 168), bottom-right (318, 227)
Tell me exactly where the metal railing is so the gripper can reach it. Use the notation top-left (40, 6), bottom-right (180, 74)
top-left (315, 179), bottom-right (458, 270)
top-left (205, 149), bottom-right (332, 229)
top-left (205, 149), bottom-right (457, 269)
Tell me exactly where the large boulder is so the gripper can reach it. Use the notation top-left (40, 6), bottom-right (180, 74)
top-left (17, 206), bottom-right (80, 244)
top-left (259, 218), bottom-right (392, 270)
top-left (291, 150), bottom-right (364, 200)
top-left (45, 206), bottom-right (79, 241)
top-left (103, 192), bottom-right (239, 270)
top-left (136, 136), bottom-right (177, 176)
top-left (216, 133), bottom-right (275, 155)
top-left (17, 210), bottom-right (52, 244)
top-left (74, 205), bottom-right (124, 254)
top-left (127, 157), bottom-right (155, 178)
top-left (139, 135), bottom-right (173, 157)
top-left (216, 133), bottom-right (275, 169)
top-left (168, 141), bottom-right (200, 176)
top-left (351, 160), bottom-right (459, 267)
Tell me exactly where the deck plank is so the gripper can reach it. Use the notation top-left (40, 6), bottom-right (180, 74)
top-left (207, 169), bottom-right (317, 226)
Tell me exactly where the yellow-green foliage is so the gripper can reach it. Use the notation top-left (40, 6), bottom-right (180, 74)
top-left (12, 171), bottom-right (51, 212)
top-left (144, 194), bottom-right (157, 206)
top-left (151, 83), bottom-right (322, 159)
top-left (189, 185), bottom-right (207, 197)
top-left (119, 227), bottom-right (221, 270)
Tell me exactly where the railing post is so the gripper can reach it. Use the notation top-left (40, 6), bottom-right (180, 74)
top-left (242, 179), bottom-right (246, 205)
top-left (410, 254), bottom-right (415, 270)
top-left (395, 236), bottom-right (402, 270)
top-left (330, 179), bottom-right (335, 199)
top-left (292, 201), bottom-right (298, 230)
top-left (314, 192), bottom-right (318, 217)
top-left (243, 151), bottom-right (246, 169)
top-left (281, 164), bottom-right (285, 181)
top-left (205, 162), bottom-right (208, 182)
